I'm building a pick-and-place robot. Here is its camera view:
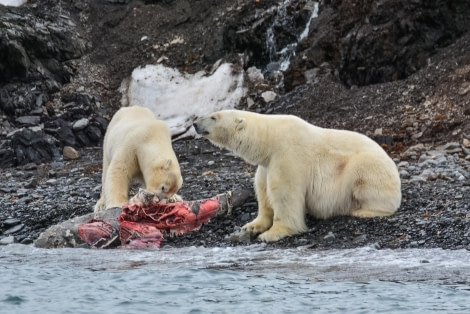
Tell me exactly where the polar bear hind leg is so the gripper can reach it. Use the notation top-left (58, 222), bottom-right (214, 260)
top-left (348, 153), bottom-right (400, 218)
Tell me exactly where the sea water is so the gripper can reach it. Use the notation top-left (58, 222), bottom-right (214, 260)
top-left (1, 244), bottom-right (469, 313)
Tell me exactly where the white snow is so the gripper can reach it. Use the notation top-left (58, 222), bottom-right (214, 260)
top-left (123, 62), bottom-right (246, 138)
top-left (0, 0), bottom-right (27, 6)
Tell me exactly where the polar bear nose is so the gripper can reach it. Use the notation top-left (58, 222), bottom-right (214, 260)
top-left (193, 121), bottom-right (208, 135)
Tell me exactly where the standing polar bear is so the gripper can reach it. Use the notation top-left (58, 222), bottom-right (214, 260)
top-left (194, 110), bottom-right (401, 242)
top-left (94, 106), bottom-right (183, 212)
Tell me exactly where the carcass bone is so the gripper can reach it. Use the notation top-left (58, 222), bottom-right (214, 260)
top-left (35, 189), bottom-right (253, 249)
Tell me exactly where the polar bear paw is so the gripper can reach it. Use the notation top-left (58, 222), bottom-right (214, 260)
top-left (258, 224), bottom-right (293, 242)
top-left (241, 217), bottom-right (272, 235)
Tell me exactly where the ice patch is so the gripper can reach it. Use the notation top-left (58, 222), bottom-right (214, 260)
top-left (123, 62), bottom-right (246, 138)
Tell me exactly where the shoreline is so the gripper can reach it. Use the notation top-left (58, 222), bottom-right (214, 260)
top-left (1, 138), bottom-right (468, 251)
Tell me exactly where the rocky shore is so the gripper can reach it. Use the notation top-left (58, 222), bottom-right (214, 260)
top-left (1, 136), bottom-right (469, 250)
top-left (1, 0), bottom-right (469, 250)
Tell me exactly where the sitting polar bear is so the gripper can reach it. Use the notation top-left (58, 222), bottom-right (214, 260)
top-left (94, 106), bottom-right (183, 212)
top-left (194, 110), bottom-right (401, 242)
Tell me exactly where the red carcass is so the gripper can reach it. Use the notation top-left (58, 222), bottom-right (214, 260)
top-left (33, 189), bottom-right (253, 249)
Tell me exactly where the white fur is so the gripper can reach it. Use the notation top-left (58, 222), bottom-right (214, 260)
top-left (194, 110), bottom-right (401, 242)
top-left (94, 106), bottom-right (183, 212)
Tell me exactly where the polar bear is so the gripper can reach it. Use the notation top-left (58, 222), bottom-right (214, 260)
top-left (94, 106), bottom-right (183, 212)
top-left (194, 110), bottom-right (401, 242)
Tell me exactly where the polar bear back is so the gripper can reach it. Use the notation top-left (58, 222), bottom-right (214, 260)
top-left (218, 111), bottom-right (390, 167)
top-left (104, 106), bottom-right (173, 159)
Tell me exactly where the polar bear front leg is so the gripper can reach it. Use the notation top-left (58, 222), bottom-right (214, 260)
top-left (103, 160), bottom-right (132, 209)
top-left (94, 154), bottom-right (110, 212)
top-left (258, 167), bottom-right (307, 242)
top-left (241, 166), bottom-right (274, 235)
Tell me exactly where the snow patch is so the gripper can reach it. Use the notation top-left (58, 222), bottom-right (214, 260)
top-left (123, 63), bottom-right (246, 138)
top-left (0, 0), bottom-right (27, 6)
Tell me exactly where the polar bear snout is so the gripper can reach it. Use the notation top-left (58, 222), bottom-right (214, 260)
top-left (193, 119), bottom-right (209, 136)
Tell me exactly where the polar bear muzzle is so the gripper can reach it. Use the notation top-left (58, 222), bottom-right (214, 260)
top-left (193, 119), bottom-right (209, 136)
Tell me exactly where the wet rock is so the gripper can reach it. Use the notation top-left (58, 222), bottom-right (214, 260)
top-left (223, 0), bottom-right (312, 70)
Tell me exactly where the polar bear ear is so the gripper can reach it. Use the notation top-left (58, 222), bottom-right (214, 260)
top-left (235, 117), bottom-right (246, 131)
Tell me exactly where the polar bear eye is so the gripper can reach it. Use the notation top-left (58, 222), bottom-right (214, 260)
top-left (211, 116), bottom-right (216, 121)
top-left (161, 185), bottom-right (166, 192)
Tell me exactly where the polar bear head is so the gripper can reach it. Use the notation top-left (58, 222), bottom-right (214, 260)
top-left (193, 110), bottom-right (247, 151)
top-left (193, 110), bottom-right (273, 166)
top-left (146, 158), bottom-right (183, 200)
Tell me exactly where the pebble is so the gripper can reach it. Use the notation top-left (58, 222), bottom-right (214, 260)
top-left (63, 146), bottom-right (80, 160)
top-left (261, 91), bottom-right (277, 103)
top-left (323, 232), bottom-right (336, 240)
top-left (46, 179), bottom-right (59, 186)
top-left (72, 118), bottom-right (89, 130)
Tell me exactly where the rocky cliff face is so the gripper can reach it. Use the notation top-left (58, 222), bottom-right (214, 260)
top-left (288, 0), bottom-right (470, 89)
top-left (1, 0), bottom-right (469, 167)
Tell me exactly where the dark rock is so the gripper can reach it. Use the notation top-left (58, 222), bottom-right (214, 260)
top-left (20, 237), bottom-right (34, 245)
top-left (46, 122), bottom-right (76, 148)
top-left (15, 116), bottom-right (41, 126)
top-left (223, 0), bottom-right (311, 70)
top-left (0, 4), bottom-right (86, 85)
top-left (4, 224), bottom-right (24, 235)
top-left (23, 178), bottom-right (38, 189)
top-left (11, 128), bottom-right (60, 166)
top-left (3, 218), bottom-right (21, 226)
top-left (0, 147), bottom-right (15, 168)
top-left (84, 125), bottom-right (103, 144)
top-left (289, 0), bottom-right (470, 88)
